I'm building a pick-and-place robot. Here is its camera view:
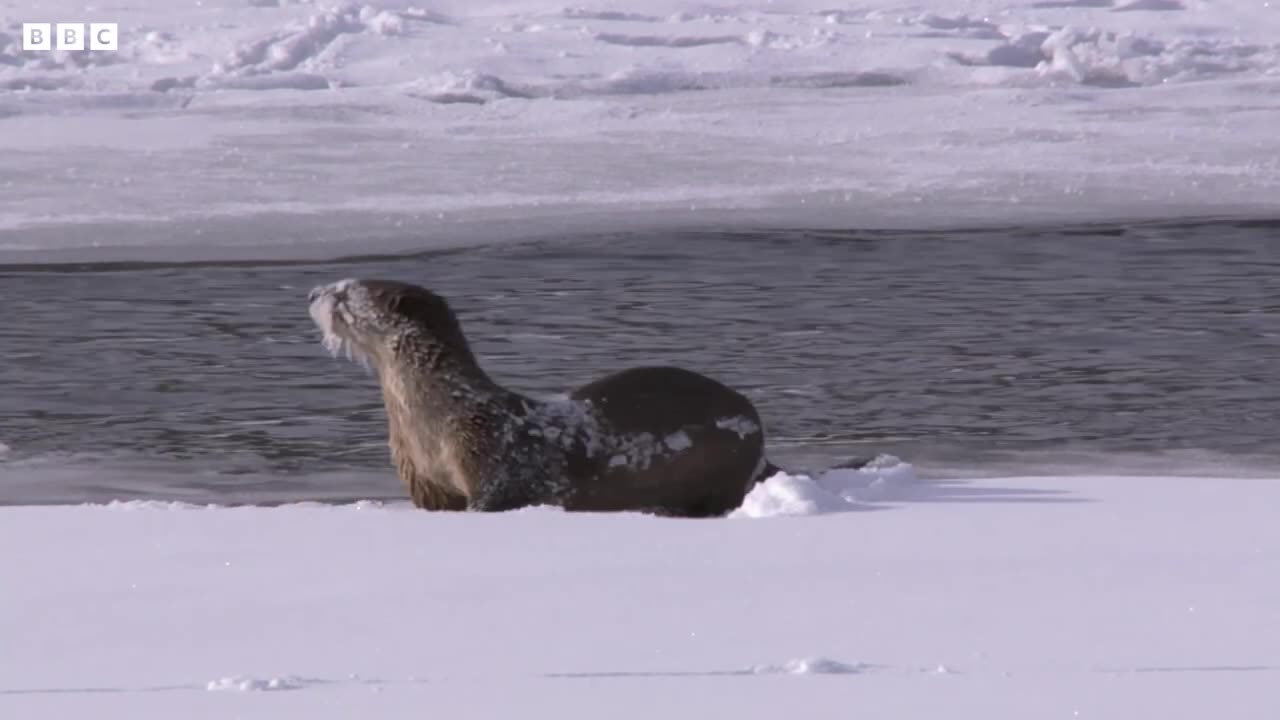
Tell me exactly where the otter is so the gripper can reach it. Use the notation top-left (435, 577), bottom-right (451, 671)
top-left (308, 278), bottom-right (785, 517)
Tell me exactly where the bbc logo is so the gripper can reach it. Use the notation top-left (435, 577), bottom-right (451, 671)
top-left (22, 23), bottom-right (118, 51)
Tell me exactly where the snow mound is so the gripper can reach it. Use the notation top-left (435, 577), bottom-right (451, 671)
top-left (200, 3), bottom-right (435, 89)
top-left (951, 25), bottom-right (1275, 87)
top-left (100, 499), bottom-right (216, 511)
top-left (751, 657), bottom-right (867, 675)
top-left (731, 471), bottom-right (846, 517)
top-left (402, 70), bottom-right (535, 104)
top-left (277, 499), bottom-right (391, 511)
top-left (206, 675), bottom-right (315, 692)
top-left (1037, 26), bottom-right (1270, 86)
top-left (208, 5), bottom-right (366, 78)
top-left (731, 455), bottom-right (917, 518)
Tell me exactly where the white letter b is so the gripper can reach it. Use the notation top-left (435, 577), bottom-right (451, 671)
top-left (55, 23), bottom-right (85, 51)
top-left (22, 23), bottom-right (52, 51)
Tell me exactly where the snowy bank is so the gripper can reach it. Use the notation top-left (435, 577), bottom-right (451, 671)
top-left (2, 0), bottom-right (1279, 261)
top-left (732, 454), bottom-right (919, 517)
top-left (3, 472), bottom-right (1278, 718)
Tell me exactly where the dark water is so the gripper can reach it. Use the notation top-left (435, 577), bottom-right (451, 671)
top-left (2, 218), bottom-right (1278, 504)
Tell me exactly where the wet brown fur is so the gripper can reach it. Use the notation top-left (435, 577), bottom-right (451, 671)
top-left (311, 279), bottom-right (772, 517)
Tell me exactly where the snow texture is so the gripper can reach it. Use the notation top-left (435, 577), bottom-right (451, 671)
top-left (732, 454), bottom-right (918, 517)
top-left (2, 0), bottom-right (1278, 262)
top-left (3, 472), bottom-right (1278, 718)
top-left (716, 415), bottom-right (761, 438)
top-left (206, 675), bottom-right (315, 692)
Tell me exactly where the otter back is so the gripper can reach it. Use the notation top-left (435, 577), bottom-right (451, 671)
top-left (561, 366), bottom-right (767, 517)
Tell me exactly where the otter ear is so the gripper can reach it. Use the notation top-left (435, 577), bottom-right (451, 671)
top-left (385, 292), bottom-right (429, 320)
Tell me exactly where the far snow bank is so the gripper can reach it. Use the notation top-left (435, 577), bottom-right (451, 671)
top-left (2, 0), bottom-right (1279, 261)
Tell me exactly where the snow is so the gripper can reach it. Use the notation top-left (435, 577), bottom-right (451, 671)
top-left (716, 415), bottom-right (761, 438)
top-left (663, 430), bottom-right (692, 451)
top-left (732, 454), bottom-right (919, 517)
top-left (2, 0), bottom-right (1279, 262)
top-left (205, 675), bottom-right (315, 692)
top-left (3, 471), bottom-right (1278, 718)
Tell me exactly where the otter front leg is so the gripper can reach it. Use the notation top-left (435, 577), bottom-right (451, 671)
top-left (409, 475), bottom-right (467, 511)
top-left (467, 477), bottom-right (548, 512)
top-left (466, 462), bottom-right (562, 512)
top-left (471, 481), bottom-right (545, 509)
top-left (395, 450), bottom-right (466, 510)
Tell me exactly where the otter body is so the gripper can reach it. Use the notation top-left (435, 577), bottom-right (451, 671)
top-left (309, 278), bottom-right (773, 518)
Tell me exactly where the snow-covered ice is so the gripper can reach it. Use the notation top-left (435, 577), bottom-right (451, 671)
top-left (2, 0), bottom-right (1278, 261)
top-left (3, 471), bottom-right (1279, 718)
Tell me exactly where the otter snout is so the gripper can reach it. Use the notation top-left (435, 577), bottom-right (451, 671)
top-left (308, 282), bottom-right (349, 358)
top-left (308, 278), bottom-right (357, 305)
top-left (308, 279), bottom-right (379, 365)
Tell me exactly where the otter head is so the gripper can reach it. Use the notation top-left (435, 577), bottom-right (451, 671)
top-left (307, 278), bottom-right (477, 373)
